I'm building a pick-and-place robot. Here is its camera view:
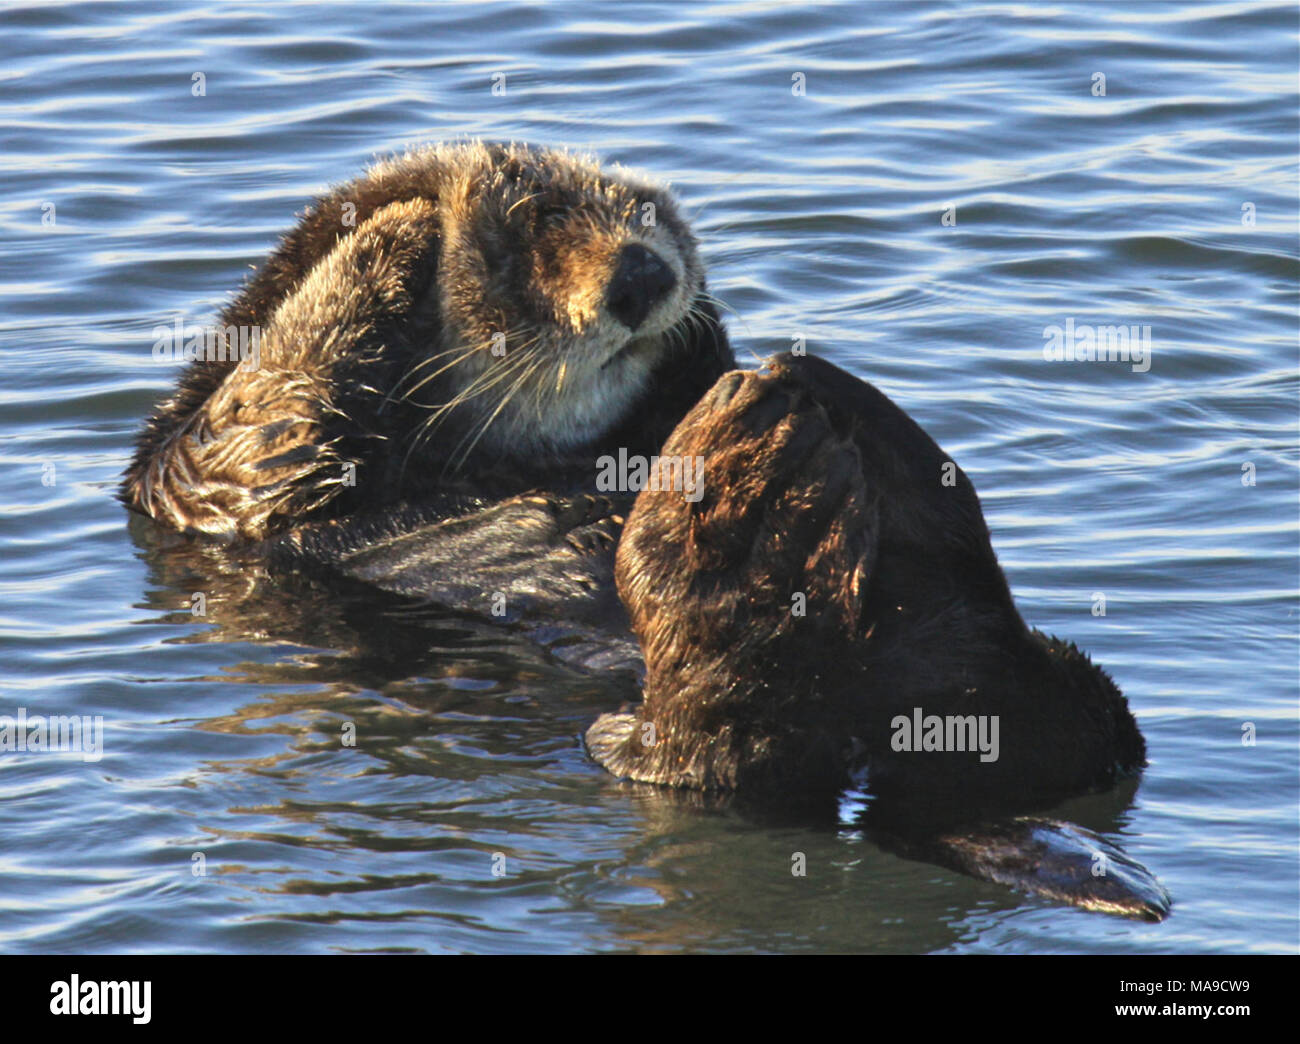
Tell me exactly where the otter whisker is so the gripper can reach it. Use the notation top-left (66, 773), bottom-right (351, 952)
top-left (404, 332), bottom-right (542, 420)
top-left (505, 192), bottom-right (544, 218)
top-left (696, 290), bottom-right (744, 326)
top-left (396, 349), bottom-right (479, 405)
top-left (445, 350), bottom-right (548, 472)
top-left (408, 364), bottom-right (517, 455)
top-left (393, 331), bottom-right (526, 405)
top-left (404, 342), bottom-right (542, 473)
top-left (390, 342), bottom-right (479, 397)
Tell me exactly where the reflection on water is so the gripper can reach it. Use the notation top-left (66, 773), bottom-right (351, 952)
top-left (126, 511), bottom-right (1169, 942)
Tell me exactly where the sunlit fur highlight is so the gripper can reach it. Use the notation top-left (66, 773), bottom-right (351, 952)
top-left (121, 142), bottom-right (733, 540)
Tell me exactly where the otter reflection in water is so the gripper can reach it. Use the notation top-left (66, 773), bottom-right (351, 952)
top-left (121, 143), bottom-right (1168, 920)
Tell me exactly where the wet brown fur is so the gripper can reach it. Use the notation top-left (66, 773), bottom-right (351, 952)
top-left (588, 353), bottom-right (1147, 810)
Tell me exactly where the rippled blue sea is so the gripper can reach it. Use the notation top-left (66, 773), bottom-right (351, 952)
top-left (1, 0), bottom-right (1296, 954)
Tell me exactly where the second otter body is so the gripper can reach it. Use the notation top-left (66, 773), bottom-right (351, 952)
top-left (122, 144), bottom-right (1163, 918)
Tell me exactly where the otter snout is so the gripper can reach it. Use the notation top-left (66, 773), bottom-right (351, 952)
top-left (606, 243), bottom-right (676, 331)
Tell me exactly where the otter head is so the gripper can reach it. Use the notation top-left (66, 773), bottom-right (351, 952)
top-left (395, 142), bottom-right (714, 468)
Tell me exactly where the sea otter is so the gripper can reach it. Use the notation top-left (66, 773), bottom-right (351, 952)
top-left (122, 143), bottom-right (1166, 918)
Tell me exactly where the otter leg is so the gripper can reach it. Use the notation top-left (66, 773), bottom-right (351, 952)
top-left (122, 198), bottom-right (441, 541)
top-left (591, 352), bottom-right (1167, 918)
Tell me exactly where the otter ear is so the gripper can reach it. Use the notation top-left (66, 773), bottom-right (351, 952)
top-left (123, 198), bottom-right (443, 540)
top-left (615, 364), bottom-right (879, 667)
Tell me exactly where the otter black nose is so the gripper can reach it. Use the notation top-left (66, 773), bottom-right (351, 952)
top-left (606, 244), bottom-right (676, 331)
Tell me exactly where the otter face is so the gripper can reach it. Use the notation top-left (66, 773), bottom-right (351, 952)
top-left (405, 143), bottom-right (708, 465)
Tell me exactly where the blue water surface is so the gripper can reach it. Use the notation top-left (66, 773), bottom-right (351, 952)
top-left (0, 0), bottom-right (1296, 953)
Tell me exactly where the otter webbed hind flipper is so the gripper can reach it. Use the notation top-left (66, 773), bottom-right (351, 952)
top-left (589, 363), bottom-right (881, 793)
top-left (268, 493), bottom-right (630, 627)
top-left (874, 818), bottom-right (1171, 921)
